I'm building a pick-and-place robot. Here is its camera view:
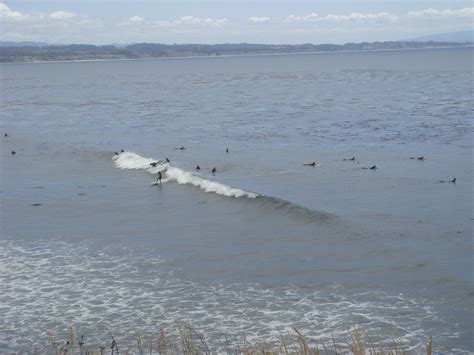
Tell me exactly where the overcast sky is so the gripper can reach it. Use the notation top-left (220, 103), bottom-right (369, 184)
top-left (1, 1), bottom-right (473, 44)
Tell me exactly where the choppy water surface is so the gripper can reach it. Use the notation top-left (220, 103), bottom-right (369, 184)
top-left (1, 48), bottom-right (473, 352)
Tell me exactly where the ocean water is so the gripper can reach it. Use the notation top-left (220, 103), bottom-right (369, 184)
top-left (0, 47), bottom-right (473, 352)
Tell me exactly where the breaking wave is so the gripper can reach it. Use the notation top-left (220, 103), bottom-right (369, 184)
top-left (113, 151), bottom-right (258, 198)
top-left (112, 151), bottom-right (335, 223)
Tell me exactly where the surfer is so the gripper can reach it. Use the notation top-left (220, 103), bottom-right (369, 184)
top-left (11, 150), bottom-right (16, 155)
top-left (4, 133), bottom-right (7, 137)
top-left (156, 171), bottom-right (162, 184)
top-left (343, 156), bottom-right (356, 161)
top-left (211, 167), bottom-right (217, 174)
top-left (410, 156), bottom-right (424, 160)
top-left (166, 158), bottom-right (170, 163)
top-left (150, 162), bottom-right (158, 167)
top-left (440, 178), bottom-right (456, 183)
top-left (226, 148), bottom-right (229, 153)
top-left (114, 152), bottom-right (119, 156)
top-left (175, 146), bottom-right (186, 150)
top-left (196, 165), bottom-right (201, 170)
top-left (303, 162), bottom-right (317, 166)
top-left (362, 165), bottom-right (377, 170)
top-left (121, 149), bottom-right (125, 153)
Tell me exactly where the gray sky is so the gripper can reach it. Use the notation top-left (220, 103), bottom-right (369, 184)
top-left (1, 1), bottom-right (473, 44)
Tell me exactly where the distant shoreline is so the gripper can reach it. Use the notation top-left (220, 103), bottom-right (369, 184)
top-left (0, 43), bottom-right (474, 65)
top-left (1, 41), bottom-right (472, 64)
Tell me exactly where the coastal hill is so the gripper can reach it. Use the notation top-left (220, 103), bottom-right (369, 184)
top-left (409, 30), bottom-right (473, 43)
top-left (0, 41), bottom-right (471, 63)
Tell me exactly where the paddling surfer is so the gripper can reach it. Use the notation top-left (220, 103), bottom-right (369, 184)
top-left (440, 177), bottom-right (456, 183)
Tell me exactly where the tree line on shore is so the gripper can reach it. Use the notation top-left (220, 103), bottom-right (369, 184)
top-left (0, 41), bottom-right (471, 62)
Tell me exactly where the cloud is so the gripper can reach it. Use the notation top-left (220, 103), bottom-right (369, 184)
top-left (1, 2), bottom-right (472, 45)
top-left (159, 16), bottom-right (229, 28)
top-left (285, 13), bottom-right (319, 22)
top-left (118, 16), bottom-right (145, 26)
top-left (286, 12), bottom-right (398, 23)
top-left (408, 8), bottom-right (474, 17)
top-left (128, 16), bottom-right (144, 24)
top-left (324, 12), bottom-right (397, 22)
top-left (49, 11), bottom-right (76, 21)
top-left (1, 3), bottom-right (103, 43)
top-left (0, 3), bottom-right (76, 22)
top-left (248, 16), bottom-right (271, 24)
top-left (0, 2), bottom-right (28, 21)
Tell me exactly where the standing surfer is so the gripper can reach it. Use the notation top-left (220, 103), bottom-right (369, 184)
top-left (156, 171), bottom-right (162, 184)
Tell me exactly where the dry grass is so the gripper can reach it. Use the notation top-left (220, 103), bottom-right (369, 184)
top-left (47, 325), bottom-right (433, 355)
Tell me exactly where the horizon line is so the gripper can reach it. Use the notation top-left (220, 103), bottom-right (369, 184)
top-left (1, 39), bottom-right (473, 47)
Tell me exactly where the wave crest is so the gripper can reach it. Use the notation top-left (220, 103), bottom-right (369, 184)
top-left (113, 152), bottom-right (258, 198)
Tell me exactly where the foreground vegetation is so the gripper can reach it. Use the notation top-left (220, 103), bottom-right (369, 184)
top-left (48, 325), bottom-right (432, 354)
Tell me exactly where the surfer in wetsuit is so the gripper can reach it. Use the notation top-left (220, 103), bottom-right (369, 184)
top-left (156, 171), bottom-right (162, 184)
top-left (440, 177), bottom-right (456, 183)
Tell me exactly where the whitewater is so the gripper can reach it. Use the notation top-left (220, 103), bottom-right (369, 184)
top-left (113, 151), bottom-right (259, 198)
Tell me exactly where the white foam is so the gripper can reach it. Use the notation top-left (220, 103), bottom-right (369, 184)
top-left (113, 152), bottom-right (258, 199)
top-left (113, 152), bottom-right (166, 171)
top-left (1, 239), bottom-right (461, 353)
